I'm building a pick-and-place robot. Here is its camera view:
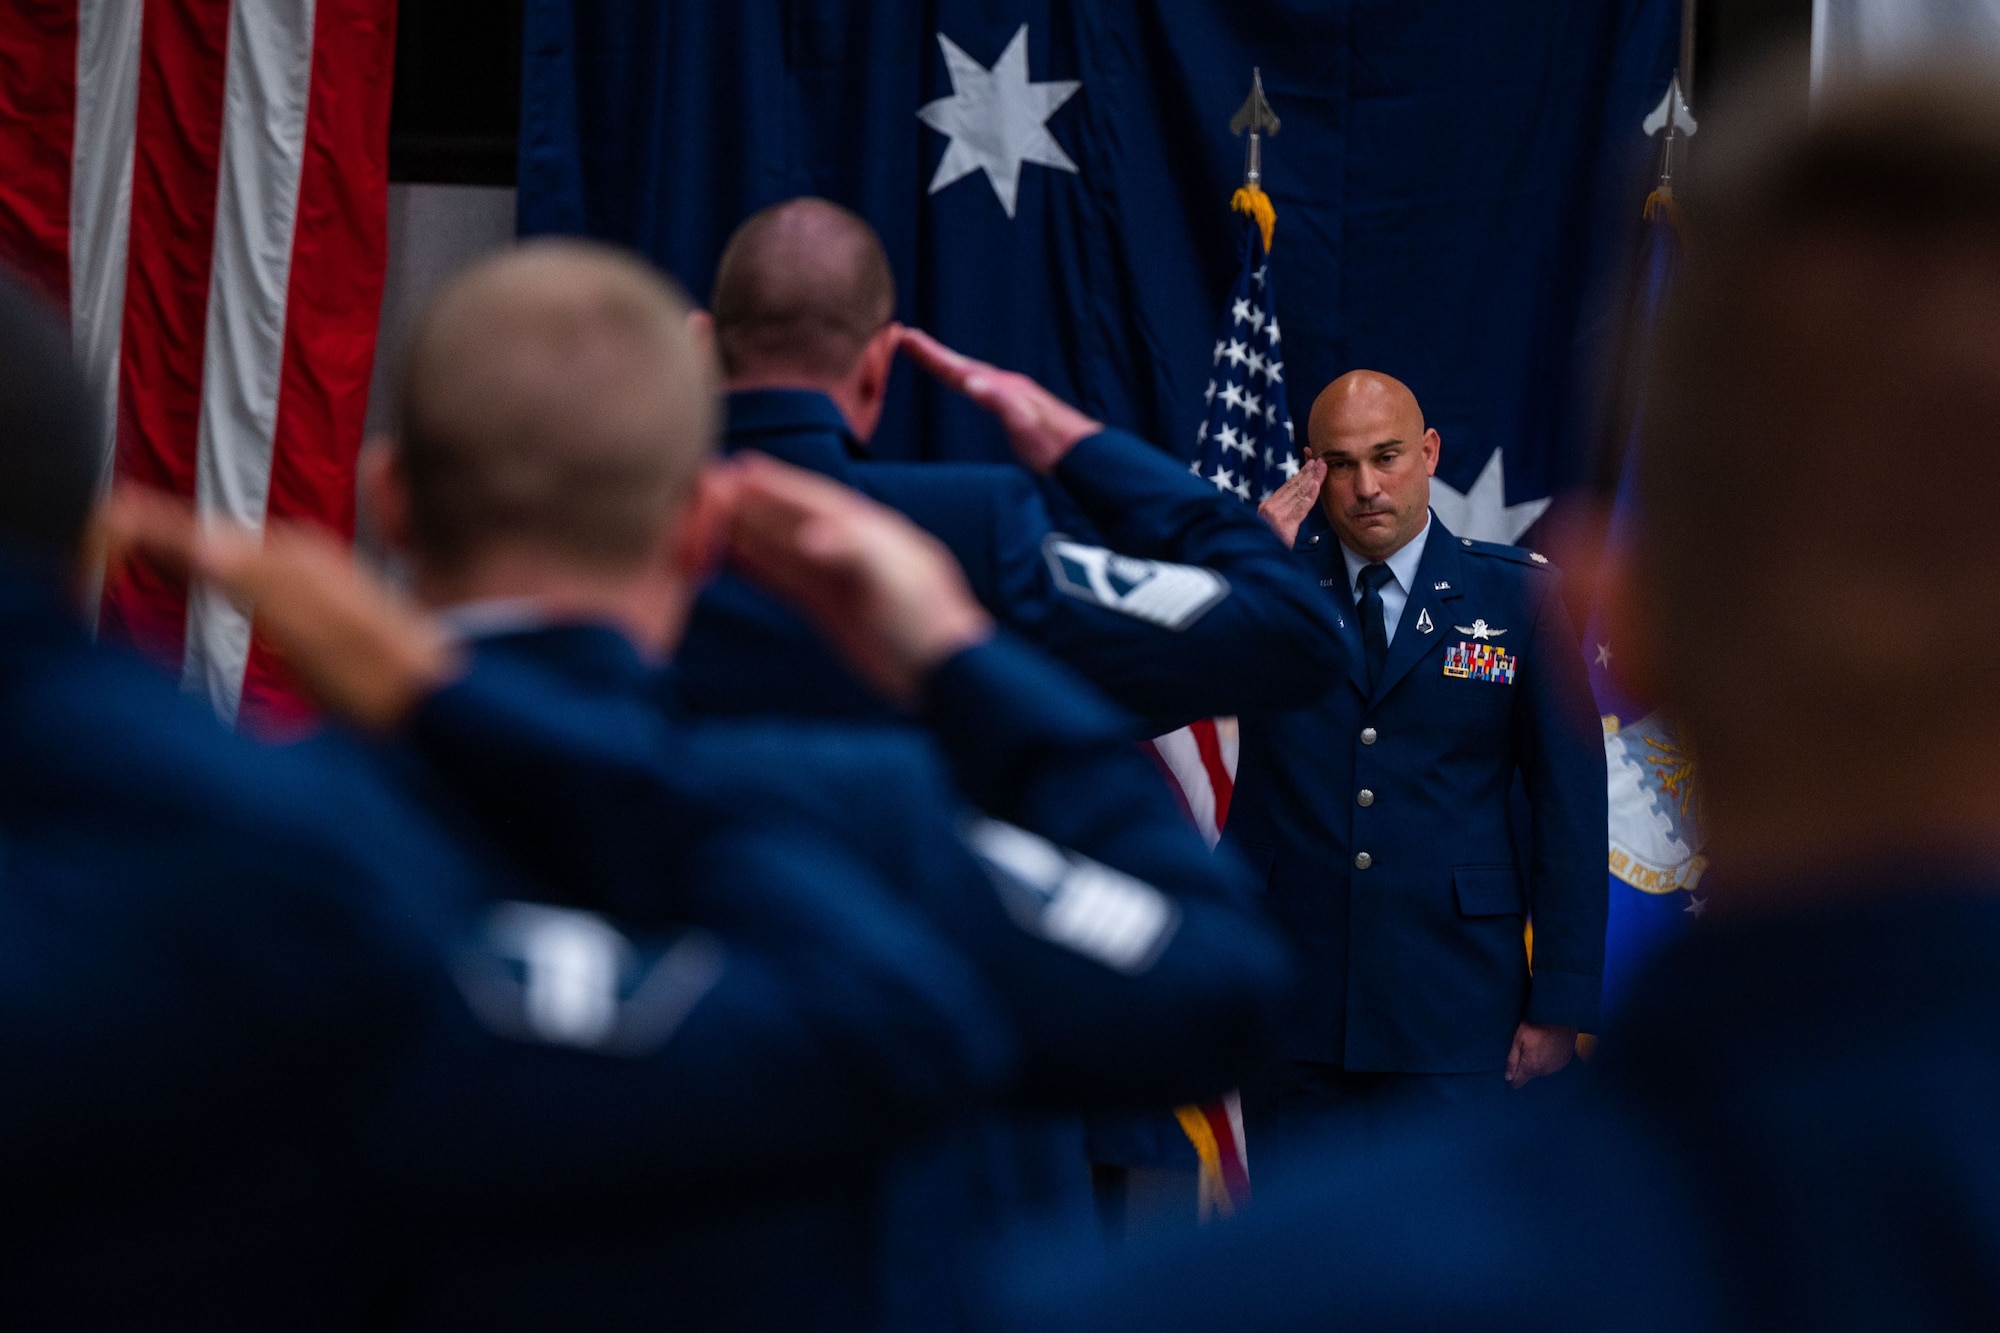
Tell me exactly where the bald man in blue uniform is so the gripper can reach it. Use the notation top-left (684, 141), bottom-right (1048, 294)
top-left (1238, 370), bottom-right (1605, 1145)
top-left (977, 74), bottom-right (2000, 1330)
top-left (672, 197), bottom-right (1346, 729)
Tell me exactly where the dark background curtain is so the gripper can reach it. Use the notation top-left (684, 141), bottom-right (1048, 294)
top-left (518, 0), bottom-right (1676, 522)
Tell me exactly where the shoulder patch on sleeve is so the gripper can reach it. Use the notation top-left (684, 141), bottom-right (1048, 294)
top-left (1460, 538), bottom-right (1560, 572)
top-left (1042, 535), bottom-right (1230, 631)
top-left (453, 902), bottom-right (726, 1058)
top-left (961, 818), bottom-right (1181, 975)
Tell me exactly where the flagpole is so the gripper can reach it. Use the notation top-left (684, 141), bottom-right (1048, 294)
top-left (1650, 3), bottom-right (1699, 211)
top-left (1680, 0), bottom-right (1697, 109)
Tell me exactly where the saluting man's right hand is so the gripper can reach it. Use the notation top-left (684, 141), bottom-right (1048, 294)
top-left (1256, 456), bottom-right (1326, 548)
top-left (897, 327), bottom-right (1102, 473)
top-left (99, 488), bottom-right (458, 731)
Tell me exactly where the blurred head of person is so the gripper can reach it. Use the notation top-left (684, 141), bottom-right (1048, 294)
top-left (1624, 66), bottom-right (2000, 896)
top-left (1304, 370), bottom-right (1441, 562)
top-left (365, 239), bottom-right (721, 655)
top-left (0, 273), bottom-right (101, 579)
top-left (709, 197), bottom-right (899, 444)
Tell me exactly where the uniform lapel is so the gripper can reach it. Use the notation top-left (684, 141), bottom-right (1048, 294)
top-left (1293, 514), bottom-right (1370, 699)
top-left (1370, 519), bottom-right (1464, 706)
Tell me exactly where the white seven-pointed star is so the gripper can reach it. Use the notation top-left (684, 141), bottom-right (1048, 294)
top-left (1429, 448), bottom-right (1551, 545)
top-left (918, 26), bottom-right (1081, 219)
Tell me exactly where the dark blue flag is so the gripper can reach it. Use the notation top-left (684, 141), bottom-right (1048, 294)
top-left (1586, 185), bottom-right (1705, 1020)
top-left (519, 0), bottom-right (1678, 515)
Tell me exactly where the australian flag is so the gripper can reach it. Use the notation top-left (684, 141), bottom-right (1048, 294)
top-left (1190, 209), bottom-right (1300, 502)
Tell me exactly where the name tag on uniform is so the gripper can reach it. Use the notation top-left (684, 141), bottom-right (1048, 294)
top-left (962, 818), bottom-right (1180, 975)
top-left (1444, 641), bottom-right (1517, 683)
top-left (1044, 536), bottom-right (1230, 631)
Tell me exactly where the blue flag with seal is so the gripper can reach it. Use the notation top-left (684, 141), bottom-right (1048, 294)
top-left (519, 0), bottom-right (1678, 500)
top-left (1585, 76), bottom-right (1707, 1020)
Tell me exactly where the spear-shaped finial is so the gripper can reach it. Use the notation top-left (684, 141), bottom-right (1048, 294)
top-left (1230, 67), bottom-right (1281, 187)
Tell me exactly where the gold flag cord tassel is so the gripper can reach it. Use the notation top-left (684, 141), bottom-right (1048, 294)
top-left (1231, 183), bottom-right (1277, 253)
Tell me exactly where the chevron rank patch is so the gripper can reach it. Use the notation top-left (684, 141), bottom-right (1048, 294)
top-left (453, 902), bottom-right (726, 1058)
top-left (1044, 536), bottom-right (1230, 631)
top-left (962, 818), bottom-right (1181, 975)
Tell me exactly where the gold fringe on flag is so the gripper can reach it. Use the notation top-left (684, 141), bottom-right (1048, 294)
top-left (1643, 187), bottom-right (1683, 234)
top-left (1174, 1103), bottom-right (1239, 1221)
top-left (1231, 183), bottom-right (1277, 253)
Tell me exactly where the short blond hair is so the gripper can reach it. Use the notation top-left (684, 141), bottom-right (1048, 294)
top-left (397, 239), bottom-right (718, 573)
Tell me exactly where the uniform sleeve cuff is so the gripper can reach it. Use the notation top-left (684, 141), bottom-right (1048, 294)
top-left (1526, 967), bottom-right (1601, 1033)
top-left (1052, 428), bottom-right (1153, 505)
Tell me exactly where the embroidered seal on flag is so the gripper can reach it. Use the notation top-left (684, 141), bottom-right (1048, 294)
top-left (1044, 536), bottom-right (1230, 630)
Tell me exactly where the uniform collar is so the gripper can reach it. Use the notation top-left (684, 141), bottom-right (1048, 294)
top-left (1338, 514), bottom-right (1432, 599)
top-left (723, 388), bottom-right (862, 480)
top-left (461, 620), bottom-right (656, 697)
top-left (1329, 512), bottom-right (1465, 703)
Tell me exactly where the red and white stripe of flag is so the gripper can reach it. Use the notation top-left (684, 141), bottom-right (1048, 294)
top-left (1149, 715), bottom-right (1254, 1217)
top-left (1148, 716), bottom-right (1239, 847)
top-left (0, 0), bottom-right (398, 729)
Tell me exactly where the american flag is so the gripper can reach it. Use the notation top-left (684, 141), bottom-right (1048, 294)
top-left (0, 0), bottom-right (398, 730)
top-left (1150, 188), bottom-right (1302, 1218)
top-left (1190, 210), bottom-right (1300, 504)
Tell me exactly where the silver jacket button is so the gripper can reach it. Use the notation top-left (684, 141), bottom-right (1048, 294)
top-left (1354, 851), bottom-right (1373, 870)
top-left (1357, 789), bottom-right (1375, 807)
top-left (1360, 727), bottom-right (1378, 745)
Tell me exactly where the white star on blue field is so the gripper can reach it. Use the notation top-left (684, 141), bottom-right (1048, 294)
top-left (918, 25), bottom-right (1081, 219)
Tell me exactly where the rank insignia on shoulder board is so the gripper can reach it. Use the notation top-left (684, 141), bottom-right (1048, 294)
top-left (1444, 641), bottom-right (1517, 684)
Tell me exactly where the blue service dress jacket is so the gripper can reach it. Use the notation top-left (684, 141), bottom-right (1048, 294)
top-left (673, 387), bottom-right (1347, 728)
top-left (395, 619), bottom-right (1291, 1331)
top-left (0, 559), bottom-right (1010, 1331)
top-left (983, 870), bottom-right (2000, 1333)
top-left (1222, 510), bottom-right (1607, 1072)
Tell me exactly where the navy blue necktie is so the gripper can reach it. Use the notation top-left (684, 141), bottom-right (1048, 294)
top-left (1357, 563), bottom-right (1394, 688)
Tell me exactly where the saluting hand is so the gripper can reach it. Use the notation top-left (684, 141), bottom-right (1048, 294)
top-left (1256, 456), bottom-right (1326, 548)
top-left (99, 488), bottom-right (459, 730)
top-left (897, 327), bottom-right (1101, 473)
top-left (726, 453), bottom-right (994, 704)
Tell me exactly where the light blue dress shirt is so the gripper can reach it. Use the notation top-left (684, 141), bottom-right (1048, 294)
top-left (1339, 513), bottom-right (1433, 647)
